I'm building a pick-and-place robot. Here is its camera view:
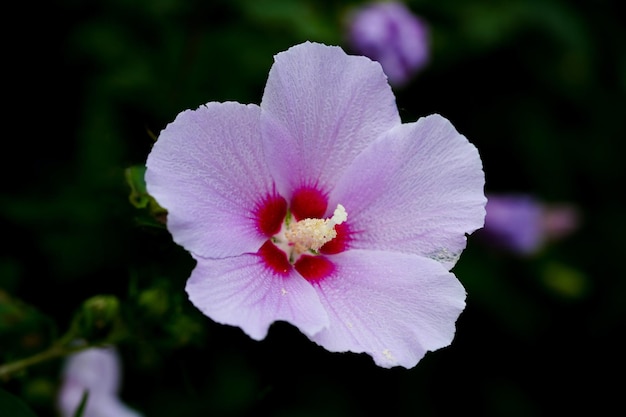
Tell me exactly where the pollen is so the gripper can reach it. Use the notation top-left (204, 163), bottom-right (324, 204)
top-left (285, 204), bottom-right (347, 254)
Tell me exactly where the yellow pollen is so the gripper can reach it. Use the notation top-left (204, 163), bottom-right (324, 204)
top-left (285, 204), bottom-right (347, 254)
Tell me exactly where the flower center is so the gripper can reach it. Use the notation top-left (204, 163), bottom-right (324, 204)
top-left (274, 204), bottom-right (347, 262)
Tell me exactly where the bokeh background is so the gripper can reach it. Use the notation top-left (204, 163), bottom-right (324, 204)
top-left (2, 0), bottom-right (625, 416)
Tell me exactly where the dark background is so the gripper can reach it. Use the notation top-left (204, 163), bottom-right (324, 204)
top-left (2, 0), bottom-right (625, 416)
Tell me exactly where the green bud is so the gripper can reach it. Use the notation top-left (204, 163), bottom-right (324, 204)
top-left (165, 314), bottom-right (204, 348)
top-left (138, 287), bottom-right (170, 319)
top-left (75, 295), bottom-right (121, 342)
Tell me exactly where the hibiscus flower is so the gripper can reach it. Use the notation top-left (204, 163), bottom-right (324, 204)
top-left (346, 1), bottom-right (430, 86)
top-left (480, 194), bottom-right (579, 255)
top-left (145, 41), bottom-right (486, 368)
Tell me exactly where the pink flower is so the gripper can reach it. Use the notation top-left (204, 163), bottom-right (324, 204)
top-left (146, 42), bottom-right (485, 368)
top-left (57, 346), bottom-right (142, 417)
top-left (346, 1), bottom-right (429, 86)
top-left (481, 194), bottom-right (579, 255)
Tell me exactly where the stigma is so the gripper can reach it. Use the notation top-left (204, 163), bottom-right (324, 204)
top-left (279, 204), bottom-right (347, 258)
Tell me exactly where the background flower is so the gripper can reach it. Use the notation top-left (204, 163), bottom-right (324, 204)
top-left (346, 1), bottom-right (429, 86)
top-left (57, 346), bottom-right (143, 417)
top-left (479, 194), bottom-right (579, 255)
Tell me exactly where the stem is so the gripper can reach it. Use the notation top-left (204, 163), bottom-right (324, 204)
top-left (0, 342), bottom-right (92, 380)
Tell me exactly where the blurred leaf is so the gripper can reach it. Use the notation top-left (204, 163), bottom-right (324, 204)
top-left (0, 291), bottom-right (54, 360)
top-left (541, 262), bottom-right (589, 300)
top-left (0, 388), bottom-right (39, 417)
top-left (0, 258), bottom-right (21, 292)
top-left (21, 378), bottom-right (56, 410)
top-left (239, 0), bottom-right (338, 43)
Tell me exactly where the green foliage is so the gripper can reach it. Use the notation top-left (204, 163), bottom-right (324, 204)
top-left (0, 291), bottom-right (55, 363)
top-left (125, 165), bottom-right (167, 226)
top-left (0, 388), bottom-right (39, 417)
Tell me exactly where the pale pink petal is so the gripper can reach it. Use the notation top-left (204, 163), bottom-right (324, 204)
top-left (480, 194), bottom-right (580, 254)
top-left (310, 249), bottom-right (466, 368)
top-left (146, 102), bottom-right (276, 259)
top-left (59, 390), bottom-right (142, 417)
top-left (260, 41), bottom-right (401, 198)
top-left (482, 194), bottom-right (543, 254)
top-left (347, 1), bottom-right (430, 86)
top-left (186, 255), bottom-right (329, 340)
top-left (60, 347), bottom-right (121, 395)
top-left (86, 398), bottom-right (143, 417)
top-left (58, 347), bottom-right (143, 417)
top-left (328, 114), bottom-right (486, 269)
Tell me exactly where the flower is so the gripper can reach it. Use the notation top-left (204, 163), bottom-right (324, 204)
top-left (480, 194), bottom-right (579, 255)
top-left (57, 345), bottom-right (142, 417)
top-left (145, 42), bottom-right (485, 368)
top-left (345, 1), bottom-right (429, 86)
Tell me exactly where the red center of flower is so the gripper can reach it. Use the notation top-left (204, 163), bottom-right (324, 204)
top-left (291, 186), bottom-right (327, 220)
top-left (254, 193), bottom-right (287, 236)
top-left (255, 186), bottom-right (351, 282)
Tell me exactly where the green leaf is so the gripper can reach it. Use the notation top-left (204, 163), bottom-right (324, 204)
top-left (124, 165), bottom-right (150, 209)
top-left (0, 388), bottom-right (39, 417)
top-left (124, 164), bottom-right (167, 223)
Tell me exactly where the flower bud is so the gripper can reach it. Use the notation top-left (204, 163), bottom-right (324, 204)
top-left (137, 287), bottom-right (169, 319)
top-left (76, 295), bottom-right (121, 341)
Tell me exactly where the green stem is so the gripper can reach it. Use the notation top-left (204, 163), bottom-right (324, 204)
top-left (0, 342), bottom-right (93, 381)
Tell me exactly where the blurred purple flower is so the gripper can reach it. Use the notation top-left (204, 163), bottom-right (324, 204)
top-left (346, 1), bottom-right (429, 86)
top-left (481, 194), bottom-right (579, 255)
top-left (58, 346), bottom-right (142, 417)
top-left (146, 42), bottom-right (485, 368)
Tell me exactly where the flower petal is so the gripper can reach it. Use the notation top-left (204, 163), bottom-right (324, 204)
top-left (328, 114), bottom-right (486, 269)
top-left (58, 347), bottom-right (143, 417)
top-left (309, 249), bottom-right (466, 369)
top-left (482, 194), bottom-right (543, 254)
top-left (60, 346), bottom-right (121, 394)
top-left (186, 254), bottom-right (329, 340)
top-left (260, 41), bottom-right (401, 198)
top-left (59, 391), bottom-right (142, 417)
top-left (347, 1), bottom-right (429, 86)
top-left (146, 102), bottom-right (278, 258)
